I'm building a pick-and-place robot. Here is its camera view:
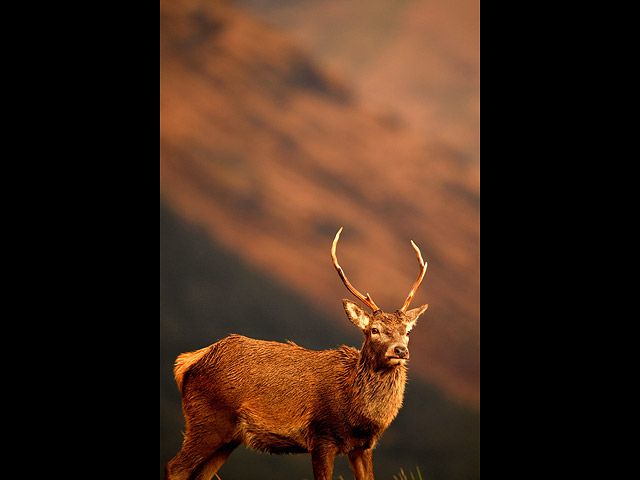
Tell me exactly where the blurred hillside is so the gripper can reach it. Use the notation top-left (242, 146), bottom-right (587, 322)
top-left (234, 0), bottom-right (480, 169)
top-left (160, 0), bottom-right (479, 478)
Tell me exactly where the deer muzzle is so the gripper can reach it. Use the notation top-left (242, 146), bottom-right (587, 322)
top-left (393, 345), bottom-right (409, 358)
top-left (387, 344), bottom-right (409, 366)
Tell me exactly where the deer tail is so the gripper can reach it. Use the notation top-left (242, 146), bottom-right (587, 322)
top-left (174, 346), bottom-right (209, 393)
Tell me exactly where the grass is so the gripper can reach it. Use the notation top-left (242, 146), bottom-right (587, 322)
top-left (214, 466), bottom-right (423, 480)
top-left (392, 466), bottom-right (424, 480)
top-left (335, 466), bottom-right (423, 480)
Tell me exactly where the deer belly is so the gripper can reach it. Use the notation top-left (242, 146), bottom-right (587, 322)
top-left (236, 404), bottom-right (309, 454)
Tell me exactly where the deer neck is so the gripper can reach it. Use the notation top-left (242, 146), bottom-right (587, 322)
top-left (351, 350), bottom-right (407, 429)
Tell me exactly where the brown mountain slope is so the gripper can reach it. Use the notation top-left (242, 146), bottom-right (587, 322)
top-left (160, 0), bottom-right (479, 408)
top-left (233, 0), bottom-right (480, 169)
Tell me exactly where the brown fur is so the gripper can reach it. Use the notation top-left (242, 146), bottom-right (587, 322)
top-left (165, 300), bottom-right (428, 480)
top-left (174, 347), bottom-right (210, 394)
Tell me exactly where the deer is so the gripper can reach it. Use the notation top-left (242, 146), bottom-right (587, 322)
top-left (165, 227), bottom-right (429, 480)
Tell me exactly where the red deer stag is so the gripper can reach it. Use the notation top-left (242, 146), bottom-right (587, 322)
top-left (165, 227), bottom-right (429, 480)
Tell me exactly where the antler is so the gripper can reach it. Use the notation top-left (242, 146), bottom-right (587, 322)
top-left (399, 240), bottom-right (428, 312)
top-left (331, 227), bottom-right (380, 312)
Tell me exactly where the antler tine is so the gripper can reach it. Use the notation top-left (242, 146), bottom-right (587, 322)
top-left (331, 227), bottom-right (380, 312)
top-left (399, 240), bottom-right (428, 312)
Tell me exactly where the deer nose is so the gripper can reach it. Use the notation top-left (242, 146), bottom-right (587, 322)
top-left (393, 345), bottom-right (409, 358)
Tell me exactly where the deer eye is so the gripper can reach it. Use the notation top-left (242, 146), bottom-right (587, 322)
top-left (371, 327), bottom-right (379, 335)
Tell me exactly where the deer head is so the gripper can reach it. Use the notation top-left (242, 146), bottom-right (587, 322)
top-left (331, 227), bottom-right (429, 370)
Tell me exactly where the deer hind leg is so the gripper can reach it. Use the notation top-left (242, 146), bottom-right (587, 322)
top-left (165, 419), bottom-right (237, 480)
top-left (165, 436), bottom-right (236, 480)
top-left (191, 441), bottom-right (239, 480)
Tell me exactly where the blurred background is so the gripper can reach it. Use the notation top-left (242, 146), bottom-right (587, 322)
top-left (160, 0), bottom-right (479, 479)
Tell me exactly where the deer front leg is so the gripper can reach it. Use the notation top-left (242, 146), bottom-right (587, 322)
top-left (310, 444), bottom-right (337, 480)
top-left (348, 447), bottom-right (374, 480)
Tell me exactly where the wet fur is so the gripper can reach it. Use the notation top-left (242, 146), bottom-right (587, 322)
top-left (165, 300), bottom-right (427, 480)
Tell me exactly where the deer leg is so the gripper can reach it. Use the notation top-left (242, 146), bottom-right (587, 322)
top-left (165, 437), bottom-right (210, 480)
top-left (310, 444), bottom-right (337, 480)
top-left (165, 425), bottom-right (235, 480)
top-left (191, 441), bottom-right (239, 480)
top-left (348, 447), bottom-right (374, 480)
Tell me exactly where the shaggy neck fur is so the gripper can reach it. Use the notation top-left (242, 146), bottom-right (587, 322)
top-left (350, 345), bottom-right (407, 431)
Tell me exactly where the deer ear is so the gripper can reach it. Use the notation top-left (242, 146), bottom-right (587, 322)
top-left (342, 299), bottom-right (371, 331)
top-left (404, 304), bottom-right (428, 332)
